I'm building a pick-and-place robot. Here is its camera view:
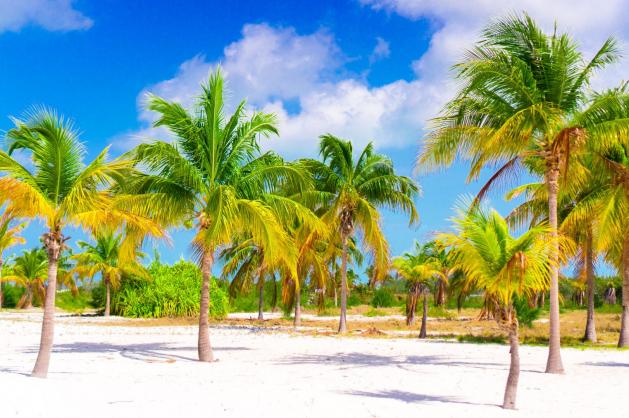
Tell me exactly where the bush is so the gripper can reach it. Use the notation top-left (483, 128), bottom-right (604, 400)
top-left (0, 284), bottom-right (24, 308)
top-left (513, 295), bottom-right (540, 328)
top-left (55, 288), bottom-right (94, 313)
top-left (371, 287), bottom-right (395, 308)
top-left (111, 260), bottom-right (228, 319)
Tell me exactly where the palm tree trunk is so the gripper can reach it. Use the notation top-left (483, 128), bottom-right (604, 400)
top-left (198, 249), bottom-right (214, 362)
top-left (406, 285), bottom-right (417, 326)
top-left (419, 290), bottom-right (428, 339)
top-left (545, 164), bottom-right (564, 373)
top-left (436, 279), bottom-right (446, 306)
top-left (584, 231), bottom-right (597, 342)
top-left (104, 277), bottom-right (111, 317)
top-left (294, 284), bottom-right (301, 327)
top-left (0, 256), bottom-right (4, 310)
top-left (257, 282), bottom-right (264, 321)
top-left (502, 320), bottom-right (520, 410)
top-left (338, 236), bottom-right (349, 334)
top-left (618, 232), bottom-right (629, 347)
top-left (31, 237), bottom-right (61, 378)
top-left (271, 275), bottom-right (278, 313)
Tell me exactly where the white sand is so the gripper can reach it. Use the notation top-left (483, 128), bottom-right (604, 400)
top-left (1, 312), bottom-right (626, 418)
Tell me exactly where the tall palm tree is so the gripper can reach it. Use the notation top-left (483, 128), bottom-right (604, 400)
top-left (418, 14), bottom-right (629, 372)
top-left (0, 108), bottom-right (161, 378)
top-left (392, 244), bottom-right (445, 338)
top-left (439, 202), bottom-right (564, 409)
top-left (302, 135), bottom-right (419, 333)
top-left (3, 248), bottom-right (48, 308)
top-left (127, 69), bottom-right (304, 361)
top-left (73, 232), bottom-right (148, 316)
top-left (0, 207), bottom-right (26, 309)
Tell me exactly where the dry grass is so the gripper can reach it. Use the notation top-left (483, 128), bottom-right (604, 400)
top-left (88, 306), bottom-right (625, 349)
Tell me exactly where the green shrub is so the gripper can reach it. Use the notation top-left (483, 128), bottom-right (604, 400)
top-left (55, 289), bottom-right (94, 313)
top-left (371, 287), bottom-right (395, 308)
top-left (111, 260), bottom-right (228, 319)
top-left (347, 292), bottom-right (362, 307)
top-left (513, 295), bottom-right (540, 328)
top-left (0, 284), bottom-right (23, 308)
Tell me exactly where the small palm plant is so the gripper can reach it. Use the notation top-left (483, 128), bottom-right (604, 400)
top-left (3, 248), bottom-right (48, 308)
top-left (392, 245), bottom-right (445, 338)
top-left (439, 202), bottom-right (564, 409)
top-left (73, 232), bottom-right (148, 317)
top-left (0, 207), bottom-right (26, 309)
top-left (0, 108), bottom-right (162, 378)
top-left (302, 135), bottom-right (419, 333)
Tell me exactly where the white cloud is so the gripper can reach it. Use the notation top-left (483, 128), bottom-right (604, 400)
top-left (369, 37), bottom-right (391, 63)
top-left (361, 0), bottom-right (628, 89)
top-left (0, 0), bottom-right (92, 33)
top-left (117, 2), bottom-right (628, 157)
top-left (120, 23), bottom-right (449, 157)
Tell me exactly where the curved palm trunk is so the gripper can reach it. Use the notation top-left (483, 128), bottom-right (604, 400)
top-left (545, 165), bottom-right (564, 374)
top-left (618, 232), bottom-right (629, 347)
top-left (338, 236), bottom-right (349, 334)
top-left (31, 237), bottom-right (61, 378)
top-left (198, 249), bottom-right (214, 362)
top-left (419, 290), bottom-right (428, 339)
top-left (294, 284), bottom-right (301, 327)
top-left (502, 320), bottom-right (520, 410)
top-left (584, 231), bottom-right (597, 342)
top-left (104, 277), bottom-right (111, 317)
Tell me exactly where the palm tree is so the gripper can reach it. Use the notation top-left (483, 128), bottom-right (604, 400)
top-left (392, 244), bottom-right (446, 338)
top-left (595, 140), bottom-right (629, 346)
top-left (73, 232), bottom-right (148, 316)
top-left (3, 248), bottom-right (48, 308)
top-left (439, 202), bottom-right (563, 409)
top-left (0, 108), bottom-right (160, 378)
top-left (418, 14), bottom-right (629, 372)
top-left (0, 207), bottom-right (26, 309)
top-left (302, 135), bottom-right (419, 333)
top-left (507, 169), bottom-right (604, 342)
top-left (127, 69), bottom-right (303, 361)
top-left (422, 241), bottom-right (453, 307)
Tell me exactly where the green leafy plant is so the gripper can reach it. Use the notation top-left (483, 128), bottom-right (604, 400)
top-left (111, 260), bottom-right (228, 319)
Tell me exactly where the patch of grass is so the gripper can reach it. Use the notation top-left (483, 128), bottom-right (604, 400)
top-left (427, 306), bottom-right (457, 319)
top-left (364, 308), bottom-right (388, 317)
top-left (55, 289), bottom-right (94, 313)
top-left (456, 334), bottom-right (506, 344)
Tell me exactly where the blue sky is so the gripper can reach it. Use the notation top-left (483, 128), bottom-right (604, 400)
top-left (1, 0), bottom-right (627, 275)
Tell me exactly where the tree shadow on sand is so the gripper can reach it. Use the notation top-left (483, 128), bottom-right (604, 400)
top-left (277, 352), bottom-right (543, 374)
top-left (21, 342), bottom-right (250, 363)
top-left (277, 352), bottom-right (502, 372)
top-left (342, 389), bottom-right (496, 407)
top-left (581, 361), bottom-right (629, 368)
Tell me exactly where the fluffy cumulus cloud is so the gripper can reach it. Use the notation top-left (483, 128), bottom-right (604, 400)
top-left (125, 23), bottom-right (447, 157)
top-left (0, 0), bottom-right (92, 33)
top-left (121, 1), bottom-right (628, 156)
top-left (361, 0), bottom-right (629, 88)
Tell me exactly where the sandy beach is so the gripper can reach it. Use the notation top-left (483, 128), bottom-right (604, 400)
top-left (1, 311), bottom-right (627, 418)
